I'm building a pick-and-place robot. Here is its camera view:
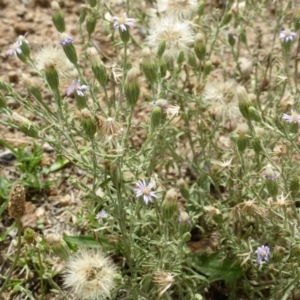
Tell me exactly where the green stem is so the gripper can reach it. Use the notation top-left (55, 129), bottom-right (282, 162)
top-left (36, 248), bottom-right (45, 300)
top-left (0, 220), bottom-right (22, 294)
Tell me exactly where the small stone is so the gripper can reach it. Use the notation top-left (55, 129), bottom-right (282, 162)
top-left (34, 0), bottom-right (51, 8)
top-left (210, 54), bottom-right (221, 66)
top-left (14, 23), bottom-right (31, 35)
top-left (8, 71), bottom-right (19, 84)
top-left (0, 150), bottom-right (16, 165)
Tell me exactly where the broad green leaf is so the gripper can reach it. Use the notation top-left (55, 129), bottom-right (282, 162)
top-left (192, 252), bottom-right (243, 283)
top-left (63, 234), bottom-right (113, 250)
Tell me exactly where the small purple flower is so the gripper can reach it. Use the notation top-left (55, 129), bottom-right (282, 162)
top-left (255, 245), bottom-right (270, 264)
top-left (279, 29), bottom-right (297, 43)
top-left (95, 209), bottom-right (108, 224)
top-left (113, 13), bottom-right (135, 32)
top-left (7, 42), bottom-right (22, 56)
top-left (263, 164), bottom-right (278, 181)
top-left (134, 180), bottom-right (157, 205)
top-left (59, 36), bottom-right (73, 46)
top-left (66, 79), bottom-right (90, 97)
top-left (282, 109), bottom-right (300, 123)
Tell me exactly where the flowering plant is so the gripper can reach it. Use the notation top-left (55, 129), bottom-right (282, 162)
top-left (1, 1), bottom-right (300, 299)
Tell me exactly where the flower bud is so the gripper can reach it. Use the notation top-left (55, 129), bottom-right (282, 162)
top-left (86, 15), bottom-right (97, 37)
top-left (86, 47), bottom-right (100, 65)
top-left (8, 182), bottom-right (26, 219)
top-left (0, 92), bottom-right (6, 109)
top-left (162, 188), bottom-right (178, 219)
top-left (290, 176), bottom-right (300, 196)
top-left (248, 106), bottom-right (262, 123)
top-left (179, 210), bottom-right (190, 234)
top-left (16, 51), bottom-right (27, 63)
top-left (252, 136), bottom-right (262, 154)
top-left (292, 124), bottom-right (299, 136)
top-left (23, 74), bottom-right (50, 113)
top-left (45, 63), bottom-right (59, 91)
top-left (204, 60), bottom-right (212, 76)
top-left (124, 67), bottom-right (140, 107)
top-left (237, 85), bottom-right (251, 120)
top-left (240, 28), bottom-right (247, 45)
top-left (75, 93), bottom-right (88, 110)
top-left (182, 232), bottom-right (191, 243)
top-left (178, 179), bottom-right (190, 200)
top-left (45, 233), bottom-right (71, 260)
top-left (24, 228), bottom-right (38, 245)
top-left (295, 16), bottom-right (300, 31)
top-left (60, 33), bottom-right (78, 65)
top-left (194, 33), bottom-right (206, 61)
top-left (197, 1), bottom-right (205, 17)
top-left (88, 0), bottom-right (97, 7)
top-left (87, 47), bottom-right (108, 86)
top-left (220, 11), bottom-right (232, 27)
top-left (18, 36), bottom-right (30, 57)
top-left (266, 179), bottom-right (278, 197)
top-left (119, 28), bottom-right (130, 44)
top-left (235, 125), bottom-right (249, 153)
top-left (79, 9), bottom-right (87, 24)
top-left (151, 106), bottom-right (163, 131)
top-left (93, 64), bottom-right (108, 86)
top-left (79, 108), bottom-right (97, 138)
top-left (12, 112), bottom-right (39, 138)
top-left (177, 51), bottom-right (185, 65)
top-left (51, 1), bottom-right (65, 33)
top-left (292, 244), bottom-right (300, 257)
top-left (227, 32), bottom-right (237, 47)
top-left (157, 40), bottom-right (166, 59)
top-left (236, 135), bottom-right (248, 153)
top-left (160, 60), bottom-right (167, 78)
top-left (272, 245), bottom-right (286, 262)
top-left (188, 53), bottom-right (197, 69)
top-left (141, 47), bottom-right (157, 83)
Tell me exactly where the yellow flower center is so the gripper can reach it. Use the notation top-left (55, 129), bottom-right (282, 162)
top-left (142, 187), bottom-right (150, 195)
top-left (291, 111), bottom-right (299, 122)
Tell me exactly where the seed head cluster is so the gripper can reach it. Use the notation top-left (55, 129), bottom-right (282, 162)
top-left (8, 182), bottom-right (26, 219)
top-left (63, 248), bottom-right (117, 300)
top-left (203, 80), bottom-right (242, 123)
top-left (146, 0), bottom-right (195, 61)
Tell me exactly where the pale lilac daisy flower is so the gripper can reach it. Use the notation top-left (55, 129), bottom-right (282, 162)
top-left (66, 79), bottom-right (89, 97)
top-left (255, 245), bottom-right (270, 264)
top-left (59, 34), bottom-right (73, 46)
top-left (279, 29), bottom-right (297, 43)
top-left (282, 109), bottom-right (300, 123)
top-left (7, 42), bottom-right (22, 56)
top-left (134, 180), bottom-right (157, 205)
top-left (95, 209), bottom-right (108, 224)
top-left (113, 13), bottom-right (135, 32)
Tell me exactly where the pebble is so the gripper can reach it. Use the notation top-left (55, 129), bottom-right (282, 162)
top-left (8, 71), bottom-right (19, 83)
top-left (14, 23), bottom-right (32, 35)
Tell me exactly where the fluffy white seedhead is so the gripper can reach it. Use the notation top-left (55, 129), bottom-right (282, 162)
top-left (151, 0), bottom-right (198, 20)
top-left (146, 16), bottom-right (194, 61)
top-left (63, 248), bottom-right (117, 300)
top-left (35, 45), bottom-right (77, 79)
top-left (203, 80), bottom-right (242, 123)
